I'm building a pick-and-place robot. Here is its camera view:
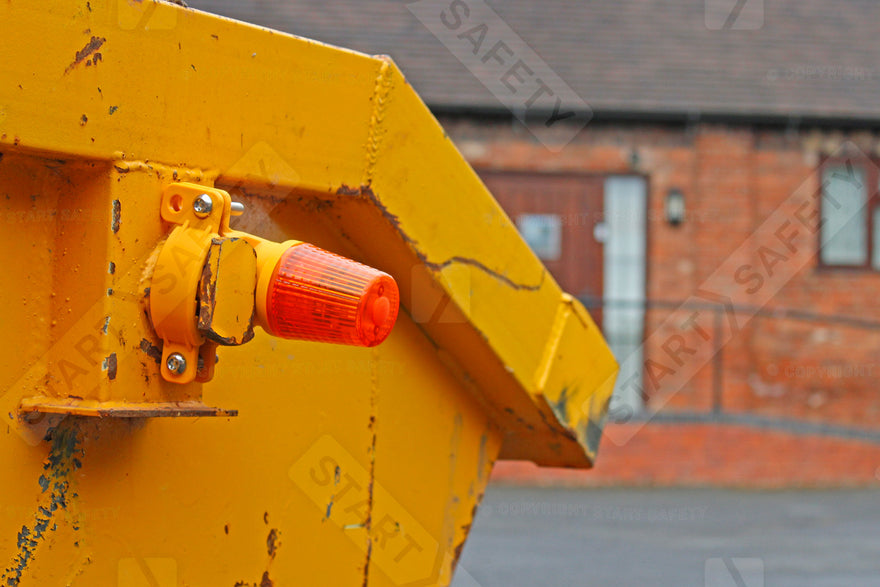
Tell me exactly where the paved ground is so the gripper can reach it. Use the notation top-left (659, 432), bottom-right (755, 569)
top-left (452, 486), bottom-right (880, 587)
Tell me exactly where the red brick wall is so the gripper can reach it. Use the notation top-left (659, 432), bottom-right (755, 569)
top-left (491, 422), bottom-right (880, 488)
top-left (440, 116), bottom-right (880, 484)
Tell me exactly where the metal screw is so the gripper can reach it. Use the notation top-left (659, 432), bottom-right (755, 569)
top-left (193, 194), bottom-right (214, 218)
top-left (230, 201), bottom-right (245, 216)
top-left (166, 352), bottom-right (187, 375)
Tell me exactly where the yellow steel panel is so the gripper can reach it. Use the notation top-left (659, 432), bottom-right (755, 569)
top-left (0, 1), bottom-right (377, 191)
top-left (361, 60), bottom-right (560, 382)
top-left (0, 1), bottom-right (618, 584)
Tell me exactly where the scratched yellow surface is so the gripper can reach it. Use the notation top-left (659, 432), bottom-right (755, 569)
top-left (0, 1), bottom-right (617, 584)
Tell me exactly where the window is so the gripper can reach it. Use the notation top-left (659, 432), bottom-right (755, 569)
top-left (516, 214), bottom-right (562, 261)
top-left (819, 160), bottom-right (880, 268)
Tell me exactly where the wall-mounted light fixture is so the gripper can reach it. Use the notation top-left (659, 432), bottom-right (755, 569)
top-left (665, 188), bottom-right (685, 227)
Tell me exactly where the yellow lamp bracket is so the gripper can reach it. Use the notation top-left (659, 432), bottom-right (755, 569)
top-left (149, 183), bottom-right (259, 386)
top-left (18, 183), bottom-right (260, 419)
top-left (19, 181), bottom-right (394, 419)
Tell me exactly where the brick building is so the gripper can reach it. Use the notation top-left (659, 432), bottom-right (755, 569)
top-left (191, 0), bottom-right (880, 486)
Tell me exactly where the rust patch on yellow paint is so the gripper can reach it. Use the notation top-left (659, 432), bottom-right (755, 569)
top-left (111, 199), bottom-right (121, 233)
top-left (266, 528), bottom-right (280, 559)
top-left (64, 36), bottom-right (106, 75)
top-left (105, 353), bottom-right (117, 381)
top-left (138, 338), bottom-right (162, 364)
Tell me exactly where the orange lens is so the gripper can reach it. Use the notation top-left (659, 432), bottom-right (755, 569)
top-left (265, 243), bottom-right (399, 347)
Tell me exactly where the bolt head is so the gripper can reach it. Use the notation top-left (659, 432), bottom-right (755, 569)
top-left (193, 194), bottom-right (214, 218)
top-left (166, 352), bottom-right (187, 375)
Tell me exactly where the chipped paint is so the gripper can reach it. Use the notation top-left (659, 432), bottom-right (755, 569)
top-left (196, 238), bottom-right (257, 346)
top-left (233, 574), bottom-right (274, 587)
top-left (2, 419), bottom-right (82, 586)
top-left (234, 514), bottom-right (280, 587)
top-left (111, 199), bottom-right (120, 233)
top-left (323, 465), bottom-right (342, 521)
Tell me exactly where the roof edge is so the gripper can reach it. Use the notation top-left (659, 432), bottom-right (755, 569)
top-left (430, 104), bottom-right (880, 129)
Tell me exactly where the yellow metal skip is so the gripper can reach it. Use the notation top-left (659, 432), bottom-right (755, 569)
top-left (0, 1), bottom-right (618, 585)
